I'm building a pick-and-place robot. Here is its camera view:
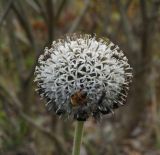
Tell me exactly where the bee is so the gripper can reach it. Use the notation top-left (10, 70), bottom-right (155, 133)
top-left (70, 90), bottom-right (87, 107)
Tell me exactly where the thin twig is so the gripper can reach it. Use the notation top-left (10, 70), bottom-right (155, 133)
top-left (11, 1), bottom-right (47, 86)
top-left (140, 0), bottom-right (149, 57)
top-left (115, 0), bottom-right (137, 53)
top-left (125, 0), bottom-right (133, 10)
top-left (55, 0), bottom-right (67, 20)
top-left (24, 0), bottom-right (40, 13)
top-left (20, 112), bottom-right (68, 154)
top-left (24, 0), bottom-right (56, 85)
top-left (12, 1), bottom-right (36, 50)
top-left (24, 42), bottom-right (47, 86)
top-left (5, 12), bottom-right (25, 82)
top-left (0, 0), bottom-right (14, 26)
top-left (0, 79), bottom-right (68, 155)
top-left (33, 0), bottom-right (48, 22)
top-left (104, 0), bottom-right (133, 41)
top-left (45, 0), bottom-right (54, 45)
top-left (69, 0), bottom-right (90, 33)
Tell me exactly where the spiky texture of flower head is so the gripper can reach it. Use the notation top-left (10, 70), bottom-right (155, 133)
top-left (34, 33), bottom-right (132, 121)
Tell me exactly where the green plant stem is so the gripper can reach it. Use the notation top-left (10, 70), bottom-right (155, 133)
top-left (72, 121), bottom-right (84, 155)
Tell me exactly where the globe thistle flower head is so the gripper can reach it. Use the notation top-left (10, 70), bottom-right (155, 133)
top-left (34, 33), bottom-right (133, 121)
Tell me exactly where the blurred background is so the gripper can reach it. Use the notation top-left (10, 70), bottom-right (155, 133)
top-left (0, 0), bottom-right (160, 155)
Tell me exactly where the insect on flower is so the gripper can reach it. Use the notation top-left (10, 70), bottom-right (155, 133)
top-left (71, 90), bottom-right (88, 107)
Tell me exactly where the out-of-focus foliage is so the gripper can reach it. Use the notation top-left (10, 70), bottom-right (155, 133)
top-left (0, 0), bottom-right (160, 155)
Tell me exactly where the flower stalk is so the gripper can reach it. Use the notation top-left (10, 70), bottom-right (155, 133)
top-left (72, 121), bottom-right (84, 155)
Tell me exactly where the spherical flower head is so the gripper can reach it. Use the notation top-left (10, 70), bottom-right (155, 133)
top-left (34, 33), bottom-right (133, 121)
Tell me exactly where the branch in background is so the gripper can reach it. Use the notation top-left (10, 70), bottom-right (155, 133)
top-left (24, 0), bottom-right (41, 13)
top-left (24, 42), bottom-right (47, 87)
top-left (55, 0), bottom-right (67, 20)
top-left (115, 0), bottom-right (137, 53)
top-left (24, 0), bottom-right (68, 86)
top-left (23, 0), bottom-right (56, 86)
top-left (0, 80), bottom-right (68, 155)
top-left (5, 12), bottom-right (26, 82)
top-left (102, 0), bottom-right (112, 38)
top-left (104, 0), bottom-right (133, 41)
top-left (0, 78), bottom-right (22, 109)
top-left (11, 1), bottom-right (43, 86)
top-left (125, 0), bottom-right (133, 10)
top-left (10, 0), bottom-right (42, 86)
top-left (140, 0), bottom-right (149, 58)
top-left (12, 1), bottom-right (37, 51)
top-left (33, 0), bottom-right (48, 22)
top-left (69, 0), bottom-right (90, 33)
top-left (45, 0), bottom-right (55, 45)
top-left (1, 97), bottom-right (19, 129)
top-left (143, 0), bottom-right (160, 143)
top-left (134, 58), bottom-right (160, 82)
top-left (140, 0), bottom-right (160, 65)
top-left (151, 0), bottom-right (160, 24)
top-left (20, 112), bottom-right (68, 155)
top-left (0, 0), bottom-right (14, 26)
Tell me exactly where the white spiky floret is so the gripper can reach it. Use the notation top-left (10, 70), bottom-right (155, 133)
top-left (34, 33), bottom-right (132, 121)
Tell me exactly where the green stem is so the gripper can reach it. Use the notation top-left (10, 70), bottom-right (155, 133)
top-left (72, 121), bottom-right (84, 155)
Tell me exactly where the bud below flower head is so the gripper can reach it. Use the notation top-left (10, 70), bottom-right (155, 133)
top-left (34, 33), bottom-right (133, 121)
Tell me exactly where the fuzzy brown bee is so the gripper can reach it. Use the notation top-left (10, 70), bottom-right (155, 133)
top-left (70, 90), bottom-right (87, 107)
